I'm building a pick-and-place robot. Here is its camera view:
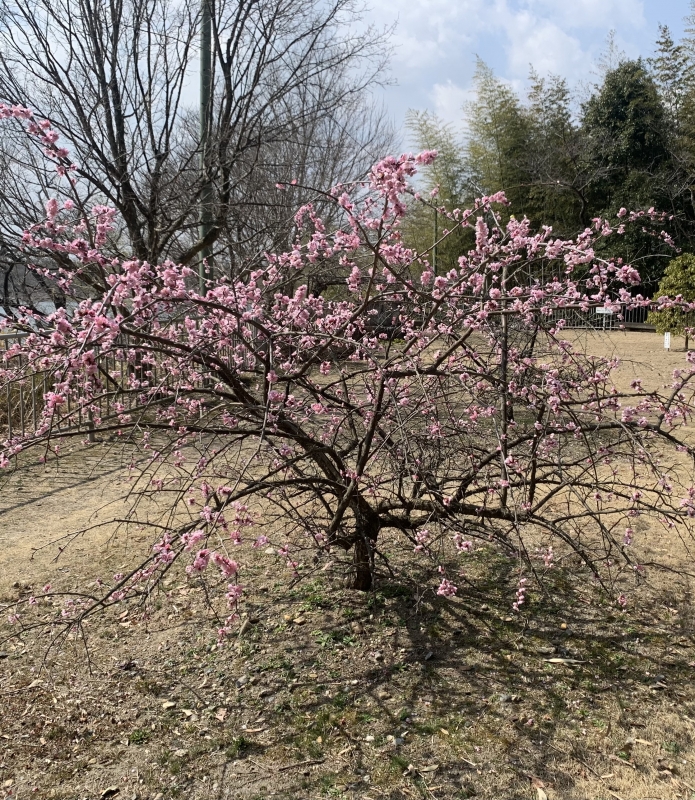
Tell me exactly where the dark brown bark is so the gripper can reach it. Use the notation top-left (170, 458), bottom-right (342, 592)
top-left (349, 509), bottom-right (380, 591)
top-left (351, 533), bottom-right (374, 591)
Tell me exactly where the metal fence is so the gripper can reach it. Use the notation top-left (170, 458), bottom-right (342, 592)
top-left (545, 304), bottom-right (654, 331)
top-left (0, 331), bottom-right (110, 441)
top-left (0, 329), bottom-right (253, 440)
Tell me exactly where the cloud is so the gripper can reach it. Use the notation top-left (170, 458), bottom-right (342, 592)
top-left (368, 0), bottom-right (481, 73)
top-left (431, 81), bottom-right (475, 125)
top-left (371, 0), bottom-right (660, 129)
top-left (528, 0), bottom-right (646, 31)
top-left (501, 12), bottom-right (588, 81)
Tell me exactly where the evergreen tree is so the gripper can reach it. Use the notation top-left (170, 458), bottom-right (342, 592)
top-left (582, 60), bottom-right (674, 290)
top-left (524, 71), bottom-right (590, 231)
top-left (647, 254), bottom-right (695, 349)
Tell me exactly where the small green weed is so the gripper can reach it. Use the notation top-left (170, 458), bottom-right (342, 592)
top-left (226, 735), bottom-right (252, 759)
top-left (128, 728), bottom-right (150, 745)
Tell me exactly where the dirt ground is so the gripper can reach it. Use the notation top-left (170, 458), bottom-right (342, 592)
top-left (2, 330), bottom-right (695, 800)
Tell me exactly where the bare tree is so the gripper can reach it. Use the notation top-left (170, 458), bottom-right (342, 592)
top-left (0, 0), bottom-right (392, 308)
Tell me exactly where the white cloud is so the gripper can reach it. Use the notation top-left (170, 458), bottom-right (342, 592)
top-left (369, 0), bottom-right (481, 73)
top-left (502, 12), bottom-right (588, 81)
top-left (431, 81), bottom-right (475, 125)
top-left (371, 0), bottom-right (672, 129)
top-left (529, 0), bottom-right (646, 31)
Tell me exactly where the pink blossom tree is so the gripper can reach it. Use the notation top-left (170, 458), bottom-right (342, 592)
top-left (2, 104), bottom-right (695, 641)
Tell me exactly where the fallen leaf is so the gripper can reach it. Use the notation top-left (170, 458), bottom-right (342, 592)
top-left (215, 707), bottom-right (227, 722)
top-left (536, 789), bottom-right (548, 800)
top-left (419, 764), bottom-right (439, 773)
top-left (608, 754), bottom-right (636, 768)
top-left (543, 658), bottom-right (586, 665)
top-left (100, 788), bottom-right (119, 799)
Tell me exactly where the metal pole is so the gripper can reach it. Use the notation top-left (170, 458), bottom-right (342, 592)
top-left (199, 0), bottom-right (213, 293)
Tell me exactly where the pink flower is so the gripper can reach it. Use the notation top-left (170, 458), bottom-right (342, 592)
top-left (45, 198), bottom-right (59, 220)
top-left (437, 578), bottom-right (457, 597)
top-left (212, 552), bottom-right (238, 578)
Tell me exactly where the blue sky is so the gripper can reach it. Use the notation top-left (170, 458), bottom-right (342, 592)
top-left (369, 0), bottom-right (692, 140)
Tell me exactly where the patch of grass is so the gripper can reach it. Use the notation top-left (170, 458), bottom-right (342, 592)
top-left (157, 750), bottom-right (184, 776)
top-left (225, 735), bottom-right (253, 759)
top-left (128, 728), bottom-right (150, 745)
top-left (664, 740), bottom-right (683, 755)
top-left (134, 678), bottom-right (163, 696)
top-left (330, 691), bottom-right (351, 710)
top-left (389, 753), bottom-right (410, 774)
top-left (413, 717), bottom-right (450, 736)
top-left (312, 629), bottom-right (355, 649)
top-left (367, 592), bottom-right (386, 610)
top-left (44, 724), bottom-right (69, 741)
top-left (379, 582), bottom-right (412, 599)
top-left (304, 739), bottom-right (324, 759)
top-left (291, 580), bottom-right (334, 611)
top-left (318, 773), bottom-right (338, 792)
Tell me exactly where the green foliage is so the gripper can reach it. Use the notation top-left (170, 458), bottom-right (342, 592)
top-left (583, 59), bottom-right (668, 179)
top-left (225, 735), bottom-right (252, 759)
top-left (464, 59), bottom-right (532, 212)
top-left (401, 39), bottom-right (695, 291)
top-left (650, 25), bottom-right (695, 129)
top-left (524, 70), bottom-right (589, 233)
top-left (403, 110), bottom-right (471, 275)
top-left (128, 728), bottom-right (150, 745)
top-left (647, 254), bottom-right (695, 337)
top-left (581, 60), bottom-right (678, 290)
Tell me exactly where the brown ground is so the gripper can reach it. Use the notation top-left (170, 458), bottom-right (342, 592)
top-left (1, 331), bottom-right (695, 800)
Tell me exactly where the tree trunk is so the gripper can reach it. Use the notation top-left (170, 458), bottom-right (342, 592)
top-left (351, 534), bottom-right (374, 591)
top-left (350, 510), bottom-right (380, 591)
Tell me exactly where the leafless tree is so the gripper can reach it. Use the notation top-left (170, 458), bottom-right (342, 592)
top-left (0, 0), bottom-right (393, 309)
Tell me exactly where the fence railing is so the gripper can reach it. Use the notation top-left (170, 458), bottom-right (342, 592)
top-left (0, 329), bottom-right (254, 440)
top-left (544, 305), bottom-right (656, 331)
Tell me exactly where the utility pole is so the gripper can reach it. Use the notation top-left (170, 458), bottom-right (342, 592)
top-left (432, 206), bottom-right (438, 277)
top-left (199, 0), bottom-right (213, 294)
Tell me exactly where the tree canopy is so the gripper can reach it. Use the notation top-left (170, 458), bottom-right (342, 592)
top-left (405, 28), bottom-right (695, 294)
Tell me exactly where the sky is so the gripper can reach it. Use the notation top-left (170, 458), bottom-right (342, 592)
top-left (369, 0), bottom-right (693, 142)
